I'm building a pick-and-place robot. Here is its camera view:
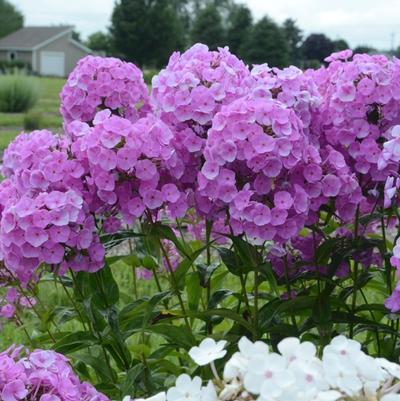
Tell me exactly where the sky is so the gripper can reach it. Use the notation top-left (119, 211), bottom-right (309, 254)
top-left (10, 0), bottom-right (400, 50)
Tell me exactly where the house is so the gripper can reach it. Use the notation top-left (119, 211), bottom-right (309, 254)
top-left (0, 26), bottom-right (92, 77)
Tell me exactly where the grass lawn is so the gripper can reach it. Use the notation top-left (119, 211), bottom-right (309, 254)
top-left (0, 76), bottom-right (65, 150)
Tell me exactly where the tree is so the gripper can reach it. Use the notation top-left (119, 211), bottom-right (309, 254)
top-left (190, 3), bottom-right (225, 49)
top-left (241, 16), bottom-right (289, 68)
top-left (86, 31), bottom-right (111, 54)
top-left (301, 33), bottom-right (334, 63)
top-left (333, 38), bottom-right (350, 52)
top-left (226, 4), bottom-right (252, 57)
top-left (354, 45), bottom-right (376, 54)
top-left (72, 30), bottom-right (82, 43)
top-left (283, 18), bottom-right (302, 66)
top-left (110, 0), bottom-right (186, 68)
top-left (0, 0), bottom-right (23, 39)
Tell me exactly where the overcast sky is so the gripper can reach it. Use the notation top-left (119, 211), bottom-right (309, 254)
top-left (10, 0), bottom-right (400, 50)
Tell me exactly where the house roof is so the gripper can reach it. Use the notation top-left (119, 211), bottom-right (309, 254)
top-left (0, 26), bottom-right (74, 50)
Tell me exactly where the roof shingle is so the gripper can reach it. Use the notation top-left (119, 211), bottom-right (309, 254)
top-left (0, 26), bottom-right (73, 50)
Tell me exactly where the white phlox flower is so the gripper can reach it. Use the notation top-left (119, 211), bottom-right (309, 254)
top-left (141, 335), bottom-right (400, 401)
top-left (189, 338), bottom-right (227, 366)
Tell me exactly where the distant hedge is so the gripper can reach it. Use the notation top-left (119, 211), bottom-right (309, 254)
top-left (0, 60), bottom-right (31, 75)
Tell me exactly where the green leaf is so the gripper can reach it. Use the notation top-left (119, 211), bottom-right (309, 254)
top-left (54, 332), bottom-right (98, 354)
top-left (186, 272), bottom-right (202, 311)
top-left (142, 255), bottom-right (159, 269)
top-left (73, 353), bottom-right (117, 382)
top-left (119, 292), bottom-right (172, 332)
top-left (340, 271), bottom-right (374, 300)
top-left (312, 294), bottom-right (332, 325)
top-left (231, 236), bottom-right (262, 268)
top-left (258, 297), bottom-right (319, 333)
top-left (120, 364), bottom-right (145, 397)
top-left (106, 254), bottom-right (141, 267)
top-left (218, 248), bottom-right (244, 276)
top-left (167, 308), bottom-right (253, 332)
top-left (149, 223), bottom-right (190, 258)
top-left (175, 247), bottom-right (207, 289)
top-left (316, 238), bottom-right (343, 265)
top-left (258, 262), bottom-right (279, 295)
top-left (208, 289), bottom-right (234, 309)
top-left (101, 230), bottom-right (144, 250)
top-left (196, 263), bottom-right (219, 287)
top-left (140, 323), bottom-right (196, 348)
top-left (218, 237), bottom-right (262, 276)
top-left (90, 265), bottom-right (120, 309)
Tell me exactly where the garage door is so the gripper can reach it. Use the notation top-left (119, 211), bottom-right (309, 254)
top-left (40, 51), bottom-right (65, 77)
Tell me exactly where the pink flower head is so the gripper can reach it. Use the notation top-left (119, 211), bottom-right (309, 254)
top-left (61, 55), bottom-right (149, 125)
top-left (200, 94), bottom-right (316, 242)
top-left (151, 43), bottom-right (252, 190)
top-left (0, 348), bottom-right (109, 401)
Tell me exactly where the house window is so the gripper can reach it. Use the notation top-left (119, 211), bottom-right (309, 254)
top-left (8, 51), bottom-right (17, 61)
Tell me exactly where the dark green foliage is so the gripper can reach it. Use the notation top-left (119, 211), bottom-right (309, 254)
top-left (0, 0), bottom-right (23, 39)
top-left (110, 0), bottom-right (186, 68)
top-left (190, 3), bottom-right (225, 49)
top-left (283, 18), bottom-right (303, 66)
top-left (241, 16), bottom-right (290, 68)
top-left (301, 33), bottom-right (334, 63)
top-left (0, 60), bottom-right (31, 74)
top-left (86, 31), bottom-right (112, 54)
top-left (333, 38), bottom-right (350, 51)
top-left (354, 45), bottom-right (377, 54)
top-left (226, 4), bottom-right (252, 57)
top-left (72, 30), bottom-right (82, 43)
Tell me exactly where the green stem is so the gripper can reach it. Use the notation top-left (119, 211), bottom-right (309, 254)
top-left (253, 270), bottom-right (259, 340)
top-left (69, 269), bottom-right (117, 381)
top-left (159, 239), bottom-right (192, 331)
top-left (206, 220), bottom-right (213, 334)
top-left (57, 275), bottom-right (87, 331)
top-left (7, 274), bottom-right (57, 342)
top-left (359, 288), bottom-right (381, 352)
top-left (381, 214), bottom-right (392, 293)
top-left (283, 254), bottom-right (298, 331)
top-left (228, 225), bottom-right (252, 320)
top-left (127, 233), bottom-right (138, 299)
top-left (14, 312), bottom-right (34, 346)
top-left (312, 228), bottom-right (322, 295)
top-left (349, 206), bottom-right (360, 339)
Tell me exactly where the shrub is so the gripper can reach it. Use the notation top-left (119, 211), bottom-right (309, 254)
top-left (0, 60), bottom-right (31, 75)
top-left (23, 111), bottom-right (43, 131)
top-left (0, 75), bottom-right (38, 112)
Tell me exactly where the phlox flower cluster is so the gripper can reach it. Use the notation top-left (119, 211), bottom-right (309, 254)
top-left (69, 109), bottom-right (188, 223)
top-left (250, 64), bottom-right (322, 136)
top-left (151, 43), bottom-right (252, 187)
top-left (60, 55), bottom-right (150, 125)
top-left (0, 345), bottom-right (109, 401)
top-left (313, 51), bottom-right (400, 208)
top-left (131, 336), bottom-right (400, 401)
top-left (0, 130), bottom-right (105, 283)
top-left (200, 94), bottom-right (342, 242)
top-left (249, 63), bottom-right (365, 222)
